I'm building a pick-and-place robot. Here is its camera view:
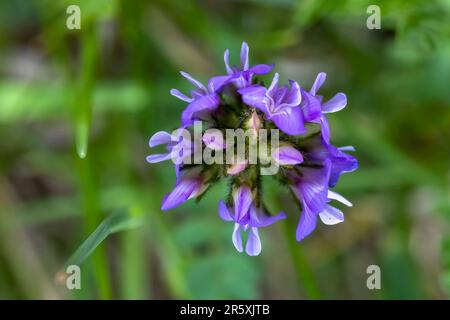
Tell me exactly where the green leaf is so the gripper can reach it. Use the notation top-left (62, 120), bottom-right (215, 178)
top-left (65, 209), bottom-right (143, 267)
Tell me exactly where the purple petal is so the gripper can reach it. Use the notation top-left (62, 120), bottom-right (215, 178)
top-left (328, 144), bottom-right (358, 187)
top-left (231, 74), bottom-right (249, 89)
top-left (180, 71), bottom-right (207, 92)
top-left (300, 90), bottom-right (322, 122)
top-left (240, 42), bottom-right (249, 70)
top-left (218, 200), bottom-right (234, 221)
top-left (146, 153), bottom-right (172, 163)
top-left (267, 73), bottom-right (279, 97)
top-left (181, 93), bottom-right (220, 126)
top-left (291, 159), bottom-right (331, 215)
top-left (272, 87), bottom-right (287, 106)
top-left (248, 64), bottom-right (274, 75)
top-left (170, 142), bottom-right (193, 165)
top-left (296, 207), bottom-right (318, 242)
top-left (249, 206), bottom-right (286, 228)
top-left (170, 89), bottom-right (192, 103)
top-left (238, 85), bottom-right (270, 113)
top-left (233, 186), bottom-right (253, 222)
top-left (174, 164), bottom-right (180, 179)
top-left (322, 93), bottom-right (347, 113)
top-left (224, 49), bottom-right (233, 74)
top-left (310, 72), bottom-right (326, 96)
top-left (149, 131), bottom-right (173, 147)
top-left (277, 80), bottom-right (301, 109)
top-left (273, 145), bottom-right (304, 165)
top-left (270, 106), bottom-right (306, 135)
top-left (245, 227), bottom-right (261, 256)
top-left (161, 178), bottom-right (201, 210)
top-left (232, 223), bottom-right (243, 253)
top-left (320, 115), bottom-right (330, 143)
top-left (319, 204), bottom-right (344, 225)
top-left (191, 90), bottom-right (203, 99)
top-left (208, 75), bottom-right (231, 93)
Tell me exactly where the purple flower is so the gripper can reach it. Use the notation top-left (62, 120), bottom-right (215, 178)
top-left (147, 42), bottom-right (358, 254)
top-left (272, 144), bottom-right (304, 166)
top-left (170, 72), bottom-right (230, 126)
top-left (161, 167), bottom-right (208, 211)
top-left (324, 144), bottom-right (358, 188)
top-left (238, 73), bottom-right (305, 135)
top-left (304, 136), bottom-right (358, 188)
top-left (218, 186), bottom-right (286, 256)
top-left (224, 42), bottom-right (273, 89)
top-left (146, 129), bottom-right (192, 165)
top-left (289, 159), bottom-right (352, 241)
top-left (300, 72), bottom-right (347, 142)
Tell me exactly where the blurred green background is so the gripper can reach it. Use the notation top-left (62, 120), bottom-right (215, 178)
top-left (0, 0), bottom-right (449, 299)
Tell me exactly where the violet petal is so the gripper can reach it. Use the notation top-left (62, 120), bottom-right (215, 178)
top-left (245, 227), bottom-right (262, 256)
top-left (322, 93), bottom-right (347, 113)
top-left (270, 106), bottom-right (306, 135)
top-left (232, 223), bottom-right (243, 252)
top-left (319, 204), bottom-right (344, 225)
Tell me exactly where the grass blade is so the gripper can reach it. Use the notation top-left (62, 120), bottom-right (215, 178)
top-left (65, 209), bottom-right (143, 268)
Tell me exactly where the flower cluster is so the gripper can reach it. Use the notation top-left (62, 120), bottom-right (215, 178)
top-left (147, 42), bottom-right (358, 256)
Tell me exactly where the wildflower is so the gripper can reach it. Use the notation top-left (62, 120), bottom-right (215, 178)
top-left (146, 129), bottom-right (192, 164)
top-left (288, 160), bottom-right (352, 241)
top-left (170, 72), bottom-right (230, 126)
top-left (300, 72), bottom-right (347, 142)
top-left (272, 144), bottom-right (304, 166)
top-left (323, 144), bottom-right (358, 188)
top-left (218, 186), bottom-right (286, 256)
top-left (239, 73), bottom-right (305, 135)
top-left (147, 42), bottom-right (358, 255)
top-left (300, 134), bottom-right (358, 187)
top-left (161, 167), bottom-right (208, 211)
top-left (224, 42), bottom-right (273, 88)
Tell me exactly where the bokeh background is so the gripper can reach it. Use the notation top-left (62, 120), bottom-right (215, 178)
top-left (0, 0), bottom-right (449, 299)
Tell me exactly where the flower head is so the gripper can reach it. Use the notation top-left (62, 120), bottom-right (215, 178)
top-left (147, 42), bottom-right (358, 255)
